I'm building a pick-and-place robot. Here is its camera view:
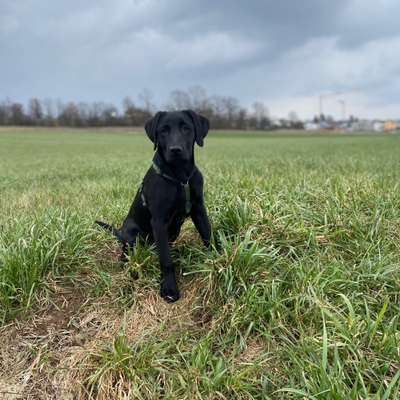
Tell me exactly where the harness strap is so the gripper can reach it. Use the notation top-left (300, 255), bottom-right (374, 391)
top-left (139, 183), bottom-right (147, 207)
top-left (183, 183), bottom-right (191, 215)
top-left (139, 162), bottom-right (194, 215)
top-left (151, 162), bottom-right (175, 183)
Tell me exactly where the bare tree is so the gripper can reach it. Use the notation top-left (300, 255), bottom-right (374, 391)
top-left (58, 102), bottom-right (81, 126)
top-left (188, 85), bottom-right (208, 111)
top-left (0, 100), bottom-right (10, 125)
top-left (222, 96), bottom-right (240, 128)
top-left (167, 89), bottom-right (192, 110)
top-left (10, 102), bottom-right (26, 125)
top-left (101, 104), bottom-right (119, 125)
top-left (138, 88), bottom-right (155, 113)
top-left (236, 108), bottom-right (248, 130)
top-left (288, 111), bottom-right (303, 129)
top-left (42, 98), bottom-right (57, 126)
top-left (123, 96), bottom-right (151, 126)
top-left (251, 101), bottom-right (270, 129)
top-left (28, 98), bottom-right (43, 125)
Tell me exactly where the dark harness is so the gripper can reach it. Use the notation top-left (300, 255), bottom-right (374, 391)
top-left (140, 160), bottom-right (194, 216)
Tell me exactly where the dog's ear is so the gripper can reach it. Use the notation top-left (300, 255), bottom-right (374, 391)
top-left (145, 111), bottom-right (165, 150)
top-left (183, 110), bottom-right (210, 147)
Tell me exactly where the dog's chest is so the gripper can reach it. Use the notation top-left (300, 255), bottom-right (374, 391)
top-left (173, 185), bottom-right (191, 216)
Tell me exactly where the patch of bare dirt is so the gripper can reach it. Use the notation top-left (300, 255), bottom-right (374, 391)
top-left (0, 287), bottom-right (86, 399)
top-left (0, 277), bottom-right (211, 400)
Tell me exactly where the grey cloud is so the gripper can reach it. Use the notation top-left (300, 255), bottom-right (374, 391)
top-left (1, 0), bottom-right (400, 118)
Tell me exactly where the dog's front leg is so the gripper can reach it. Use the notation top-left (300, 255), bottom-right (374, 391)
top-left (151, 218), bottom-right (180, 302)
top-left (191, 203), bottom-right (211, 248)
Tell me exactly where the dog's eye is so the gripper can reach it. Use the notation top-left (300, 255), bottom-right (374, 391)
top-left (182, 125), bottom-right (190, 133)
top-left (159, 126), bottom-right (169, 135)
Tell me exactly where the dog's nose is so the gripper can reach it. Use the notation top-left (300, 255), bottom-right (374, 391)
top-left (169, 146), bottom-right (183, 154)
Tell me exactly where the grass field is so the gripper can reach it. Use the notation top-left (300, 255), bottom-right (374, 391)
top-left (0, 128), bottom-right (399, 399)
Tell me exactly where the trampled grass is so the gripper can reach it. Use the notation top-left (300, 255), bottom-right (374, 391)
top-left (0, 128), bottom-right (399, 399)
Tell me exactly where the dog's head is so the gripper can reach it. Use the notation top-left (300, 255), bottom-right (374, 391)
top-left (145, 110), bottom-right (209, 163)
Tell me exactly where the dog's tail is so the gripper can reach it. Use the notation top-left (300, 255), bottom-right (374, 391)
top-left (95, 220), bottom-right (125, 243)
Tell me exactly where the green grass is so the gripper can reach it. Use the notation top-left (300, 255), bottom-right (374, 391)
top-left (0, 128), bottom-right (399, 399)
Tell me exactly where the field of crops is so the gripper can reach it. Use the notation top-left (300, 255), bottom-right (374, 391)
top-left (0, 128), bottom-right (399, 399)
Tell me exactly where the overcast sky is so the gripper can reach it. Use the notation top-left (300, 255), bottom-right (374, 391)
top-left (1, 0), bottom-right (400, 119)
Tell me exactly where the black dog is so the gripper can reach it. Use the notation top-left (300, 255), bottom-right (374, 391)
top-left (96, 110), bottom-right (211, 302)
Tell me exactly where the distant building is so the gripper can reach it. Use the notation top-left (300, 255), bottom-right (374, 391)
top-left (304, 121), bottom-right (319, 130)
top-left (319, 120), bottom-right (336, 130)
top-left (347, 119), bottom-right (399, 132)
top-left (384, 120), bottom-right (397, 131)
top-left (349, 119), bottom-right (374, 132)
top-left (336, 120), bottom-right (352, 130)
top-left (372, 121), bottom-right (384, 132)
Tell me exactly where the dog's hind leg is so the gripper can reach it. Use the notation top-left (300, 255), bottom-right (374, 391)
top-left (120, 241), bottom-right (134, 263)
top-left (119, 218), bottom-right (142, 263)
top-left (95, 218), bottom-right (142, 263)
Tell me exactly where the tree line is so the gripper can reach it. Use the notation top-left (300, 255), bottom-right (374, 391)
top-left (0, 86), bottom-right (304, 130)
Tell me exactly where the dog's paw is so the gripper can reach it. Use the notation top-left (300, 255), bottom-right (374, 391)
top-left (128, 267), bottom-right (139, 280)
top-left (119, 252), bottom-right (129, 264)
top-left (160, 274), bottom-right (180, 303)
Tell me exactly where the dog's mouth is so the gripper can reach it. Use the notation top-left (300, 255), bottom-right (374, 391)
top-left (166, 152), bottom-right (188, 163)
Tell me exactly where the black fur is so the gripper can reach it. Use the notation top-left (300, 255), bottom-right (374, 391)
top-left (96, 110), bottom-right (211, 302)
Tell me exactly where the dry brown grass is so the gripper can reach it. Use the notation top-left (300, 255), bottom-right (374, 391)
top-left (0, 273), bottom-right (210, 400)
